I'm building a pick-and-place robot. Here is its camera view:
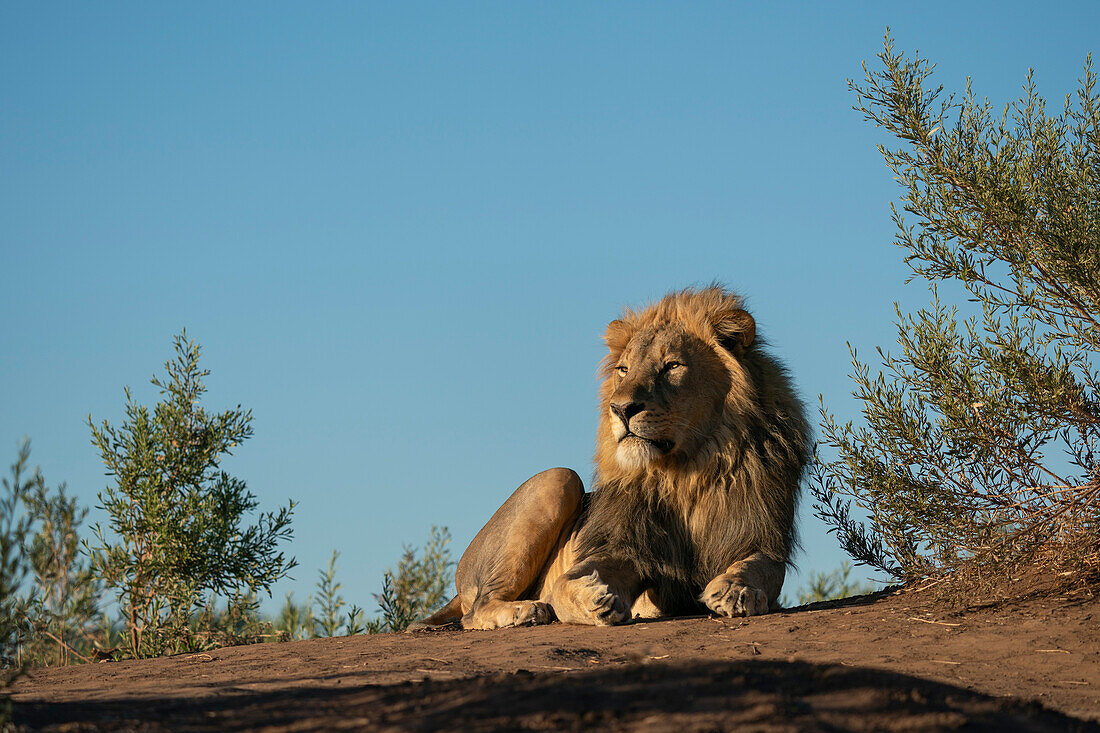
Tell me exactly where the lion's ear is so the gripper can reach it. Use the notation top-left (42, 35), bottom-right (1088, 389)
top-left (604, 319), bottom-right (632, 356)
top-left (712, 308), bottom-right (755, 353)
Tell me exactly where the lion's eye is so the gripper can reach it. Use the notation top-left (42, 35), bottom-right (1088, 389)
top-left (663, 362), bottom-right (684, 372)
top-left (616, 365), bottom-right (629, 376)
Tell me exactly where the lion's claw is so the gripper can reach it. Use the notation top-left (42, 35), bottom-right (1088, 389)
top-left (592, 592), bottom-right (624, 624)
top-left (702, 575), bottom-right (769, 618)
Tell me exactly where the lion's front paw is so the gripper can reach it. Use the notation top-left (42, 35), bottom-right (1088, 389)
top-left (702, 575), bottom-right (769, 618)
top-left (553, 571), bottom-right (628, 626)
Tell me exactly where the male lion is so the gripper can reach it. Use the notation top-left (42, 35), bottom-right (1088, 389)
top-left (414, 285), bottom-right (810, 629)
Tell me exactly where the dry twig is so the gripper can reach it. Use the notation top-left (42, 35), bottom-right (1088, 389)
top-left (38, 630), bottom-right (92, 664)
top-left (908, 617), bottom-right (961, 627)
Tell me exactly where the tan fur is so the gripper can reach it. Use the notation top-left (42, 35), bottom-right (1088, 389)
top-left (411, 286), bottom-right (810, 631)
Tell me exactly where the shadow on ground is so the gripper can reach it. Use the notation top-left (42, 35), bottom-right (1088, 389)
top-left (16, 658), bottom-right (1092, 732)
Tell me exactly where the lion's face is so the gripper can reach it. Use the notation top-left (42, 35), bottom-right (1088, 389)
top-left (595, 289), bottom-right (758, 478)
top-left (603, 323), bottom-right (739, 471)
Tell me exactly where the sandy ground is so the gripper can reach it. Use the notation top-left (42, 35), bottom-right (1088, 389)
top-left (10, 586), bottom-right (1100, 731)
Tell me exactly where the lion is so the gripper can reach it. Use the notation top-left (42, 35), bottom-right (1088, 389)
top-left (412, 285), bottom-right (811, 630)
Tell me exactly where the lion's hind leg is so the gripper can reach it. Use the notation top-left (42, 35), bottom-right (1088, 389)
top-left (455, 468), bottom-right (584, 630)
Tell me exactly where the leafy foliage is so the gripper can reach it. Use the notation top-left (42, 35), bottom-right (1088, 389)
top-left (374, 571), bottom-right (417, 633)
top-left (1, 441), bottom-right (35, 714)
top-left (22, 465), bottom-right (101, 666)
top-left (795, 562), bottom-right (877, 605)
top-left (311, 551), bottom-right (367, 638)
top-left (87, 332), bottom-right (297, 657)
top-left (188, 592), bottom-right (278, 649)
top-left (373, 526), bottom-right (454, 632)
top-left (273, 592), bottom-right (314, 641)
top-left (313, 551), bottom-right (346, 637)
top-left (6, 337), bottom-right (453, 663)
top-left (272, 529), bottom-right (453, 638)
top-left (812, 35), bottom-right (1100, 584)
top-left (1, 440), bottom-right (105, 680)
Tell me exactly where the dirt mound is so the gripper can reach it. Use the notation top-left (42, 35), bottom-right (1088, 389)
top-left (12, 588), bottom-right (1100, 731)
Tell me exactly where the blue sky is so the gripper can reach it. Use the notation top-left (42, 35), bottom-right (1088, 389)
top-left (3, 2), bottom-right (1097, 615)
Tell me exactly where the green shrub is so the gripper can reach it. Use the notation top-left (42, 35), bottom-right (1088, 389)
top-left (274, 529), bottom-right (453, 639)
top-left (188, 592), bottom-right (277, 649)
top-left (812, 35), bottom-right (1100, 585)
top-left (1, 442), bottom-right (35, 719)
top-left (373, 526), bottom-right (454, 632)
top-left (22, 464), bottom-right (100, 666)
top-left (311, 551), bottom-right (367, 637)
top-left (87, 332), bottom-right (297, 657)
top-left (273, 592), bottom-right (314, 641)
top-left (795, 562), bottom-right (877, 605)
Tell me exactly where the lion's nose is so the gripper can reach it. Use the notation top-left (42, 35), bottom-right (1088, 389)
top-left (610, 402), bottom-right (644, 424)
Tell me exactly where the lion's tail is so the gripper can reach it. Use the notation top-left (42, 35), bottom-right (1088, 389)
top-left (404, 595), bottom-right (463, 633)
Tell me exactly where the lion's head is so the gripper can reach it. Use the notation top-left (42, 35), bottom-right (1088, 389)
top-left (596, 285), bottom-right (780, 479)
